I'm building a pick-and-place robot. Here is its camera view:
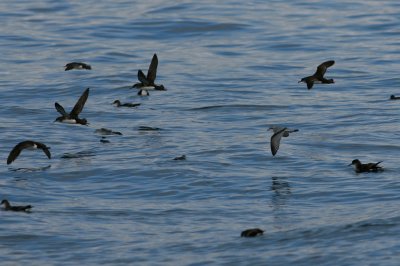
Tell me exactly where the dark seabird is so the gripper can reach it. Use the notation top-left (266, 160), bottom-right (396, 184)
top-left (95, 128), bottom-right (122, 135)
top-left (348, 159), bottom-right (383, 173)
top-left (132, 54), bottom-right (166, 96)
top-left (7, 140), bottom-right (51, 165)
top-left (113, 100), bottom-right (141, 108)
top-left (173, 155), bottom-right (186, 161)
top-left (299, 60), bottom-right (335, 90)
top-left (1, 199), bottom-right (32, 212)
top-left (241, 228), bottom-right (264, 237)
top-left (390, 95), bottom-right (400, 100)
top-left (269, 126), bottom-right (298, 156)
top-left (65, 62), bottom-right (92, 71)
top-left (55, 88), bottom-right (89, 125)
top-left (138, 126), bottom-right (161, 131)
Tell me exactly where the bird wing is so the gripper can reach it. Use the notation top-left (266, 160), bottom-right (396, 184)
top-left (55, 102), bottom-right (69, 117)
top-left (314, 60), bottom-right (335, 79)
top-left (137, 70), bottom-right (150, 86)
top-left (7, 143), bottom-right (23, 164)
top-left (370, 161), bottom-right (382, 169)
top-left (146, 54), bottom-right (158, 84)
top-left (306, 79), bottom-right (314, 90)
top-left (35, 142), bottom-right (51, 159)
top-left (270, 128), bottom-right (286, 156)
top-left (7, 141), bottom-right (34, 165)
top-left (269, 126), bottom-right (284, 134)
top-left (70, 88), bottom-right (89, 118)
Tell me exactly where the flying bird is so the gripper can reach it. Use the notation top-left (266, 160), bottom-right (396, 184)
top-left (7, 140), bottom-right (51, 165)
top-left (64, 62), bottom-right (92, 71)
top-left (299, 60), bottom-right (335, 90)
top-left (132, 54), bottom-right (166, 95)
top-left (1, 199), bottom-right (32, 212)
top-left (269, 126), bottom-right (298, 156)
top-left (55, 88), bottom-right (89, 125)
top-left (348, 159), bottom-right (383, 173)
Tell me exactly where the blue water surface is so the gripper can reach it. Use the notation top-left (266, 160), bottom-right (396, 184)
top-left (1, 0), bottom-right (400, 265)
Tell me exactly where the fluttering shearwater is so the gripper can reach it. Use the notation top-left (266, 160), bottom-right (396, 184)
top-left (348, 159), bottom-right (383, 173)
top-left (1, 199), bottom-right (32, 212)
top-left (268, 126), bottom-right (298, 156)
top-left (173, 155), bottom-right (186, 161)
top-left (299, 60), bottom-right (335, 90)
top-left (55, 88), bottom-right (89, 125)
top-left (64, 62), bottom-right (92, 71)
top-left (132, 54), bottom-right (166, 96)
top-left (241, 228), bottom-right (264, 237)
top-left (7, 140), bottom-right (51, 165)
top-left (390, 95), bottom-right (400, 100)
top-left (113, 100), bottom-right (141, 108)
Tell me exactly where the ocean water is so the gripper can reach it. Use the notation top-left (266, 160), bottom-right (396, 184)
top-left (1, 0), bottom-right (400, 265)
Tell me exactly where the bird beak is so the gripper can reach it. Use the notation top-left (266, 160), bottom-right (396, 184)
top-left (347, 163), bottom-right (352, 166)
top-left (298, 80), bottom-right (302, 83)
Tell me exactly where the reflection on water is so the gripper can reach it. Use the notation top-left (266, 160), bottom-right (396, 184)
top-left (271, 176), bottom-right (291, 208)
top-left (9, 165), bottom-right (52, 172)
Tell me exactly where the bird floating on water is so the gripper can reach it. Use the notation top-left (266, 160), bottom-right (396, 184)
top-left (173, 155), bottom-right (186, 161)
top-left (1, 199), bottom-right (32, 212)
top-left (113, 100), bottom-right (141, 108)
top-left (241, 228), bottom-right (264, 237)
top-left (268, 126), bottom-right (298, 156)
top-left (54, 88), bottom-right (89, 125)
top-left (7, 140), bottom-right (51, 165)
top-left (299, 60), bottom-right (335, 90)
top-left (64, 62), bottom-right (92, 71)
top-left (348, 159), bottom-right (383, 173)
top-left (132, 54), bottom-right (166, 96)
top-left (390, 95), bottom-right (400, 100)
top-left (95, 128), bottom-right (122, 136)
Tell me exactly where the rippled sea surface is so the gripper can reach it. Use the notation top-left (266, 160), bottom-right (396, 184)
top-left (1, 0), bottom-right (400, 265)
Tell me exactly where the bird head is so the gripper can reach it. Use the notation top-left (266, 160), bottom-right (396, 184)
top-left (348, 159), bottom-right (360, 166)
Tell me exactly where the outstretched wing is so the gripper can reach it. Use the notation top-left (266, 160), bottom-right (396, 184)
top-left (7, 144), bottom-right (23, 165)
top-left (7, 141), bottom-right (33, 165)
top-left (270, 128), bottom-right (286, 156)
top-left (35, 142), bottom-right (51, 159)
top-left (146, 54), bottom-right (158, 84)
top-left (70, 88), bottom-right (89, 118)
top-left (314, 60), bottom-right (335, 79)
top-left (55, 102), bottom-right (69, 117)
top-left (137, 70), bottom-right (150, 86)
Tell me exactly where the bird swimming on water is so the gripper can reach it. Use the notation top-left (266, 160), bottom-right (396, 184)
top-left (132, 54), bottom-right (166, 96)
top-left (299, 60), bottom-right (335, 90)
top-left (95, 128), bottom-right (122, 136)
top-left (268, 126), bottom-right (298, 156)
top-left (113, 100), bottom-right (141, 108)
top-left (7, 140), bottom-right (51, 165)
top-left (390, 95), bottom-right (400, 100)
top-left (1, 199), bottom-right (32, 212)
top-left (64, 62), bottom-right (92, 71)
top-left (54, 88), bottom-right (89, 125)
top-left (241, 228), bottom-right (264, 237)
top-left (348, 159), bottom-right (383, 173)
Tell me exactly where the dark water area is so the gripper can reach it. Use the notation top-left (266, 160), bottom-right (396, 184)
top-left (1, 0), bottom-right (400, 265)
